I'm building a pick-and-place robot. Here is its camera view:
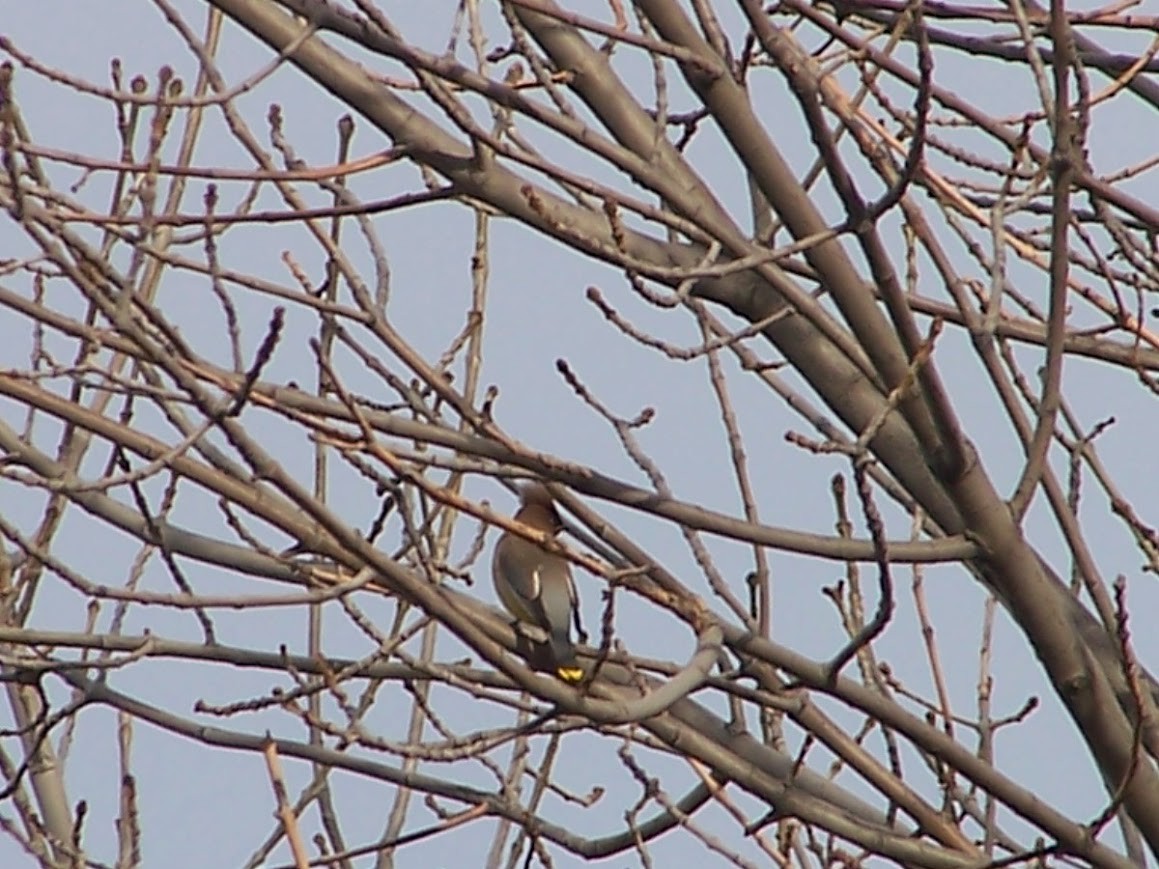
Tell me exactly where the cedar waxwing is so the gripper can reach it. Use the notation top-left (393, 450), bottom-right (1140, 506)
top-left (492, 483), bottom-right (584, 683)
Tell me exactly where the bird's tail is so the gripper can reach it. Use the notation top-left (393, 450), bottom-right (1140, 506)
top-left (549, 631), bottom-right (583, 683)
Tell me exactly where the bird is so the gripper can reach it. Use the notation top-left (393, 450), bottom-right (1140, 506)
top-left (491, 483), bottom-right (584, 683)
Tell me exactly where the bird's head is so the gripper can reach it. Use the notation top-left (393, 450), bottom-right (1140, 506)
top-left (514, 482), bottom-right (564, 534)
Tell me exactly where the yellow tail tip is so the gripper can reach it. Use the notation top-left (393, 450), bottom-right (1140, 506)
top-left (556, 666), bottom-right (584, 683)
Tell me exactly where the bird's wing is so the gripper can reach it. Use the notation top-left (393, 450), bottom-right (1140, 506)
top-left (494, 538), bottom-right (575, 626)
top-left (533, 555), bottom-right (575, 630)
top-left (495, 537), bottom-right (540, 594)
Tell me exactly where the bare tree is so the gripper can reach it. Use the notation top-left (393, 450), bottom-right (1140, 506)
top-left (2, 1), bottom-right (1158, 867)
